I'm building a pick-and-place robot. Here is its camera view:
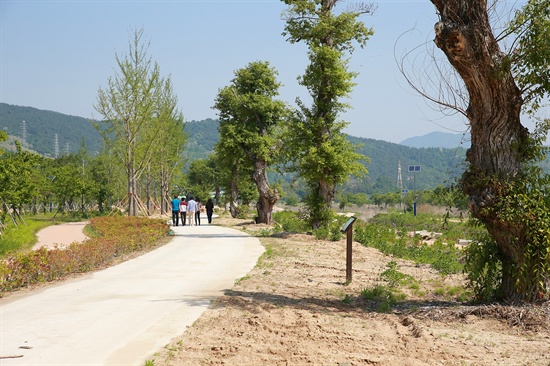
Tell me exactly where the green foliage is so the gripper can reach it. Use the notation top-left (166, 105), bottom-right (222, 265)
top-left (0, 103), bottom-right (102, 156)
top-left (509, 0), bottom-right (550, 115)
top-left (183, 119), bottom-right (219, 163)
top-left (380, 260), bottom-right (414, 288)
top-left (272, 210), bottom-right (310, 233)
top-left (312, 214), bottom-right (348, 241)
top-left (0, 216), bottom-right (168, 294)
top-left (0, 218), bottom-right (53, 256)
top-left (487, 168), bottom-right (550, 301)
top-left (347, 136), bottom-right (466, 194)
top-left (360, 285), bottom-right (406, 313)
top-left (281, 0), bottom-right (373, 228)
top-left (213, 61), bottom-right (287, 222)
top-left (94, 28), bottom-right (184, 216)
top-left (0, 143), bottom-right (43, 207)
top-left (463, 232), bottom-right (503, 302)
top-left (354, 212), bottom-right (470, 275)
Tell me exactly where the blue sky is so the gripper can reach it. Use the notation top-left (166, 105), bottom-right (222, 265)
top-left (0, 0), bottom-right (525, 143)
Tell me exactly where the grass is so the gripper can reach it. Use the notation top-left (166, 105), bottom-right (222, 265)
top-left (353, 211), bottom-right (482, 275)
top-left (0, 212), bottom-right (88, 256)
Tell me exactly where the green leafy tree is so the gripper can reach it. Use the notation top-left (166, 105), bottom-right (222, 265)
top-left (145, 77), bottom-right (186, 215)
top-left (0, 143), bottom-right (42, 223)
top-left (0, 131), bottom-right (7, 154)
top-left (94, 28), bottom-right (171, 216)
top-left (187, 157), bottom-right (217, 202)
top-left (281, 0), bottom-right (374, 228)
top-left (89, 151), bottom-right (117, 214)
top-left (213, 61), bottom-right (287, 223)
top-left (429, 0), bottom-right (550, 301)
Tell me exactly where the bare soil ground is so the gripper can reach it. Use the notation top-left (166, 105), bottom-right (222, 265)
top-left (151, 215), bottom-right (550, 366)
top-left (33, 221), bottom-right (89, 250)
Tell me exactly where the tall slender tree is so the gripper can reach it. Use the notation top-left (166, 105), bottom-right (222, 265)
top-left (94, 28), bottom-right (181, 216)
top-left (213, 61), bottom-right (287, 224)
top-left (281, 0), bottom-right (374, 228)
top-left (148, 77), bottom-right (186, 215)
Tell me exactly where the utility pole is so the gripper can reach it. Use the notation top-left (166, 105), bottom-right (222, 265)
top-left (408, 165), bottom-right (421, 216)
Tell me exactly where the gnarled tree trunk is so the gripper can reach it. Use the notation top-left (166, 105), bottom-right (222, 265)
top-left (431, 0), bottom-right (533, 299)
top-left (253, 159), bottom-right (279, 224)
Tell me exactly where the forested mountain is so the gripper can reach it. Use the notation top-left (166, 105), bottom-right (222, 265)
top-left (181, 120), bottom-right (468, 192)
top-left (0, 103), bottom-right (468, 193)
top-left (349, 136), bottom-right (466, 192)
top-left (184, 118), bottom-right (219, 161)
top-left (0, 103), bottom-right (102, 156)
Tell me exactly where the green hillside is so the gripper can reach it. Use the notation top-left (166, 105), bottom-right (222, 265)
top-left (0, 103), bottom-right (467, 193)
top-left (350, 136), bottom-right (466, 192)
top-left (180, 120), bottom-right (467, 192)
top-left (0, 103), bottom-right (103, 156)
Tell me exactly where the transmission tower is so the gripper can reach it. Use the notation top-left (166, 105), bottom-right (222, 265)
top-left (21, 120), bottom-right (27, 145)
top-left (54, 134), bottom-right (59, 158)
top-left (65, 143), bottom-right (70, 155)
top-left (397, 160), bottom-right (403, 190)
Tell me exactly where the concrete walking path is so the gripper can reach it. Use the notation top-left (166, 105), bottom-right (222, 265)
top-left (0, 224), bottom-right (264, 365)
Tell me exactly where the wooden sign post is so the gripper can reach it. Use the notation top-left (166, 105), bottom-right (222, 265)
top-left (340, 216), bottom-right (357, 284)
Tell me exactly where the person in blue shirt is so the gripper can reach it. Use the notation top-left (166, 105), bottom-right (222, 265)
top-left (171, 194), bottom-right (181, 226)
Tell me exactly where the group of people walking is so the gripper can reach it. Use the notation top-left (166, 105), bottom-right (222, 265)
top-left (170, 195), bottom-right (214, 227)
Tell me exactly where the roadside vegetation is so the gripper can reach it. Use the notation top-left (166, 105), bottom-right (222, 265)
top-left (0, 216), bottom-right (169, 296)
top-left (241, 207), bottom-right (480, 309)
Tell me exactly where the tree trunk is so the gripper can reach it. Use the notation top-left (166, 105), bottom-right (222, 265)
top-left (253, 159), bottom-right (279, 224)
top-left (127, 167), bottom-right (139, 217)
top-left (431, 0), bottom-right (532, 299)
top-left (145, 167), bottom-right (152, 216)
top-left (229, 163), bottom-right (240, 218)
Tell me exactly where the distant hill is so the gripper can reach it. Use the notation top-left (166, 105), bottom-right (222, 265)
top-left (0, 103), bottom-right (103, 156)
top-left (184, 119), bottom-right (219, 161)
top-left (349, 136), bottom-right (466, 192)
top-left (400, 131), bottom-right (471, 149)
top-left (0, 103), bottom-right (468, 192)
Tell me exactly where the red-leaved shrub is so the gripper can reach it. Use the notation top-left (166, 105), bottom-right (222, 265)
top-left (0, 216), bottom-right (169, 295)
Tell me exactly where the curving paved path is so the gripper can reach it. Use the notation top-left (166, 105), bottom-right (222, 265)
top-left (0, 224), bottom-right (264, 365)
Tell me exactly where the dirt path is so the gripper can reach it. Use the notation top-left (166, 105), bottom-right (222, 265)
top-left (33, 221), bottom-right (89, 250)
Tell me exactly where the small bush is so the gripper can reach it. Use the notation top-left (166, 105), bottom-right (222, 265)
top-left (273, 211), bottom-right (309, 233)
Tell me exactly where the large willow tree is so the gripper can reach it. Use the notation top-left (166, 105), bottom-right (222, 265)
top-left (428, 0), bottom-right (550, 301)
top-left (282, 0), bottom-right (374, 228)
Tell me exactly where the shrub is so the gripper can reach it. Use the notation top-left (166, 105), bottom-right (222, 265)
top-left (0, 216), bottom-right (169, 295)
top-left (354, 212), bottom-right (469, 275)
top-left (273, 211), bottom-right (309, 233)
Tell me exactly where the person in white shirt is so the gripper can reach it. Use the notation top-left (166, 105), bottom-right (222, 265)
top-left (179, 197), bottom-right (187, 226)
top-left (187, 197), bottom-right (197, 226)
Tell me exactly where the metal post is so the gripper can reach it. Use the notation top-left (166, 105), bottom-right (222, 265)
top-left (413, 169), bottom-right (417, 217)
top-left (340, 217), bottom-right (357, 284)
top-left (346, 228), bottom-right (353, 283)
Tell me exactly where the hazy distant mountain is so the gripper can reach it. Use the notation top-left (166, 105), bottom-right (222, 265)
top-left (400, 131), bottom-right (471, 149)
